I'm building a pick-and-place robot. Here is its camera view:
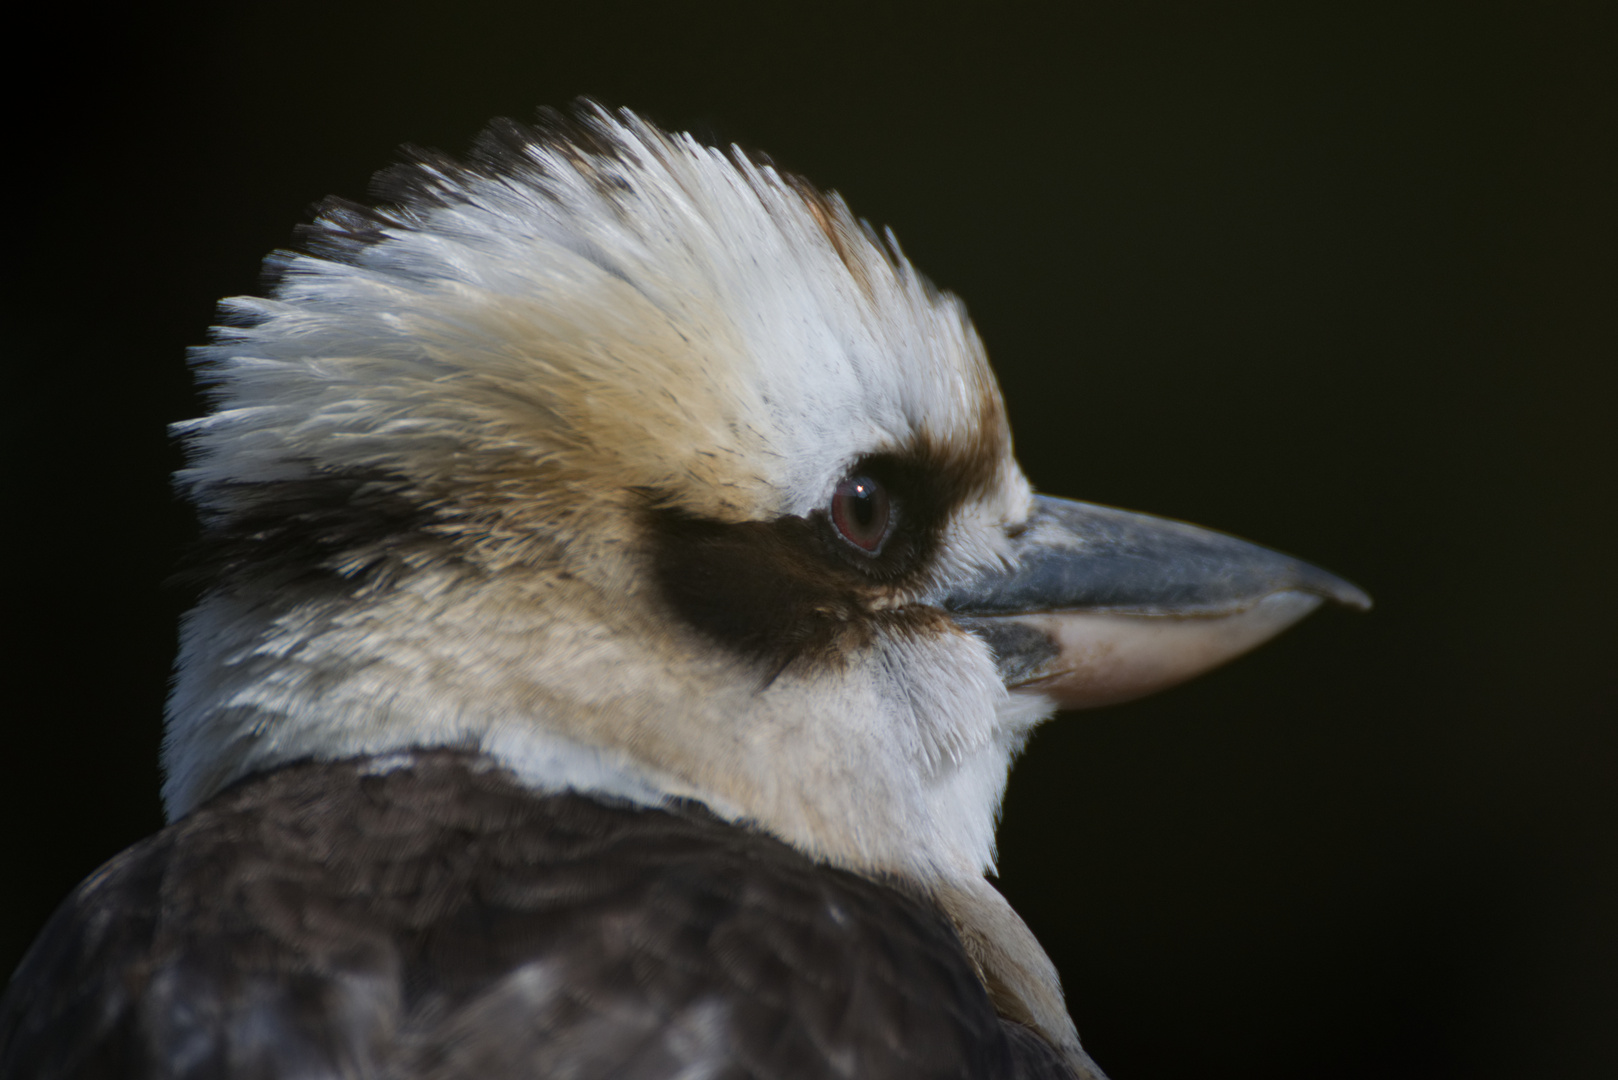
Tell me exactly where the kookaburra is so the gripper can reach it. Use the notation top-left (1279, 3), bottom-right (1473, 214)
top-left (2, 105), bottom-right (1367, 1079)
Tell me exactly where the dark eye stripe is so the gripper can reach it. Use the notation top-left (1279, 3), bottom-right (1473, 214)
top-left (646, 430), bottom-right (1004, 673)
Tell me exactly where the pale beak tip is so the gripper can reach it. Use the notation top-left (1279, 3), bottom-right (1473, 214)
top-left (1297, 565), bottom-right (1372, 613)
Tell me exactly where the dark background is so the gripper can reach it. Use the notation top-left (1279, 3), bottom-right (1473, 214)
top-left (6, 3), bottom-right (1613, 1077)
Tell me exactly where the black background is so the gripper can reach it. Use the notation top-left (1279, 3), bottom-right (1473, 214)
top-left (6, 3), bottom-right (1613, 1077)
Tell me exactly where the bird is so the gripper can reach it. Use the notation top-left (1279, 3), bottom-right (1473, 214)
top-left (0, 103), bottom-right (1369, 1080)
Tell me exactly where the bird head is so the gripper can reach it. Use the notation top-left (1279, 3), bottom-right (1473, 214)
top-left (164, 105), bottom-right (1366, 1059)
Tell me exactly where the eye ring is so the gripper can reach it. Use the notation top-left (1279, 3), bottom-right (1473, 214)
top-left (830, 474), bottom-right (892, 554)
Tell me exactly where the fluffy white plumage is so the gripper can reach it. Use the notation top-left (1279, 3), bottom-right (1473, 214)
top-left (164, 109), bottom-right (1071, 1041)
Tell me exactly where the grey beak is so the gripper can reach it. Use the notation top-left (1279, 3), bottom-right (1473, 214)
top-left (945, 495), bottom-right (1370, 709)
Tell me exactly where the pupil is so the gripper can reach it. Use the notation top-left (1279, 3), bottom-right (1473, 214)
top-left (852, 488), bottom-right (874, 526)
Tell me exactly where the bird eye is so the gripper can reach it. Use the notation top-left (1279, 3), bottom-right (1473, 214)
top-left (831, 474), bottom-right (891, 554)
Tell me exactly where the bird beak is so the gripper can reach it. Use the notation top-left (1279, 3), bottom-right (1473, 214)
top-left (944, 495), bottom-right (1371, 709)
